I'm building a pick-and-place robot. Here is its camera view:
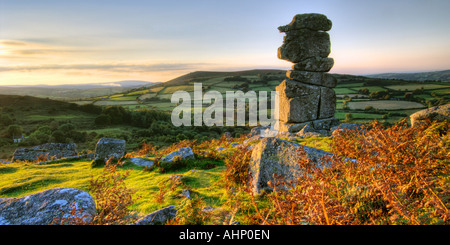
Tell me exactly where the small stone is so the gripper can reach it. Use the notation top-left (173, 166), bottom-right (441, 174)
top-left (181, 189), bottom-right (191, 199)
top-left (222, 132), bottom-right (231, 139)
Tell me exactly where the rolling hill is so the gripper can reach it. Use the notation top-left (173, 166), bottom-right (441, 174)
top-left (0, 81), bottom-right (160, 100)
top-left (365, 69), bottom-right (450, 82)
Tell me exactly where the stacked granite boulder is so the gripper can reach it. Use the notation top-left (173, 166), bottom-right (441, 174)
top-left (275, 13), bottom-right (339, 135)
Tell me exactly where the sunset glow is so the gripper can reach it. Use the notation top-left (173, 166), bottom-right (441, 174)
top-left (0, 0), bottom-right (449, 86)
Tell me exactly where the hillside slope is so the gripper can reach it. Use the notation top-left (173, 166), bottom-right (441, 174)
top-left (366, 69), bottom-right (450, 82)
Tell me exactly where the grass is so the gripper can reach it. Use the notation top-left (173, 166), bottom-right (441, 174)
top-left (1, 120), bottom-right (448, 225)
top-left (333, 88), bottom-right (357, 94)
top-left (0, 158), bottom-right (227, 216)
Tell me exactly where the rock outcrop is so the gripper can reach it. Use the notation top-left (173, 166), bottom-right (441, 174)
top-left (0, 188), bottom-right (96, 225)
top-left (94, 138), bottom-right (126, 161)
top-left (249, 137), bottom-right (333, 194)
top-left (275, 13), bottom-right (338, 135)
top-left (410, 103), bottom-right (450, 127)
top-left (12, 143), bottom-right (78, 162)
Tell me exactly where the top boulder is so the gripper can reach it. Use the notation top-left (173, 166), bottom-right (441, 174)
top-left (278, 13), bottom-right (332, 32)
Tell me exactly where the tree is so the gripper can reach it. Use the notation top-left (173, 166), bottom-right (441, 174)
top-left (344, 113), bottom-right (353, 122)
top-left (95, 114), bottom-right (112, 126)
top-left (0, 114), bottom-right (13, 126)
top-left (7, 124), bottom-right (23, 138)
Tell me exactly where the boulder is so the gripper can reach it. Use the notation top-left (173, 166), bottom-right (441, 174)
top-left (162, 147), bottom-right (195, 163)
top-left (0, 188), bottom-right (96, 225)
top-left (222, 132), bottom-right (232, 139)
top-left (12, 143), bottom-right (78, 162)
top-left (249, 137), bottom-right (333, 194)
top-left (278, 13), bottom-right (332, 32)
top-left (410, 103), bottom-right (450, 127)
top-left (286, 70), bottom-right (337, 88)
top-left (133, 205), bottom-right (177, 225)
top-left (94, 138), bottom-right (126, 161)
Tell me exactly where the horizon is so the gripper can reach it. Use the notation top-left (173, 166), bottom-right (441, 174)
top-left (1, 0), bottom-right (450, 86)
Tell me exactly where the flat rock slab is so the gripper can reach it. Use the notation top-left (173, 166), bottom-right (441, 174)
top-left (0, 188), bottom-right (96, 225)
top-left (129, 157), bottom-right (154, 167)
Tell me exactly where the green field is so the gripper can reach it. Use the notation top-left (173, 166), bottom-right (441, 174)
top-left (386, 84), bottom-right (450, 91)
top-left (108, 96), bottom-right (139, 101)
top-left (347, 100), bottom-right (426, 110)
top-left (63, 69), bottom-right (448, 128)
top-left (333, 88), bottom-right (357, 94)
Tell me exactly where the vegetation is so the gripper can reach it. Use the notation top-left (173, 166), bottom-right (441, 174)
top-left (0, 69), bottom-right (449, 226)
top-left (244, 120), bottom-right (449, 225)
top-left (1, 119), bottom-right (448, 225)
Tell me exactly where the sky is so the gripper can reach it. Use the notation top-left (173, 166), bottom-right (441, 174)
top-left (0, 0), bottom-right (449, 86)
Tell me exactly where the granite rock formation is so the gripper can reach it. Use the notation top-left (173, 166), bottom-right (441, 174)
top-left (275, 13), bottom-right (339, 135)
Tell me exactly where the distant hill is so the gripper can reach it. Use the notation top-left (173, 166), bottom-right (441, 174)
top-left (366, 70), bottom-right (450, 82)
top-left (0, 80), bottom-right (160, 100)
top-left (158, 69), bottom-right (285, 87)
